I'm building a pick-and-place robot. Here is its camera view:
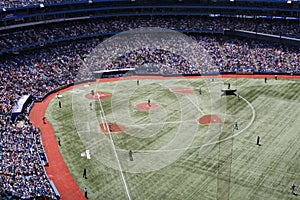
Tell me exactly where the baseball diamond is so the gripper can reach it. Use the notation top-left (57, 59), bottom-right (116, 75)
top-left (28, 75), bottom-right (300, 200)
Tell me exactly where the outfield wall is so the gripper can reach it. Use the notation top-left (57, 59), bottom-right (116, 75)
top-left (96, 70), bottom-right (300, 79)
top-left (33, 72), bottom-right (300, 103)
top-left (34, 79), bottom-right (96, 102)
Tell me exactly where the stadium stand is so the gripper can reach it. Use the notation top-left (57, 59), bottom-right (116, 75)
top-left (1, 0), bottom-right (300, 199)
top-left (0, 115), bottom-right (58, 199)
top-left (1, 16), bottom-right (300, 52)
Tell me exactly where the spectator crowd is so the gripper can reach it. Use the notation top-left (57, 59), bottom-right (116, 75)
top-left (1, 17), bottom-right (300, 52)
top-left (0, 39), bottom-right (98, 199)
top-left (1, 13), bottom-right (300, 200)
top-left (1, 117), bottom-right (57, 199)
top-left (0, 0), bottom-right (86, 9)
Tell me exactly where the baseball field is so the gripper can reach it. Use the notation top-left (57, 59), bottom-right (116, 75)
top-left (44, 76), bottom-right (300, 200)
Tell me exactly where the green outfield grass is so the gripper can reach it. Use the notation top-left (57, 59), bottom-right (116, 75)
top-left (45, 77), bottom-right (300, 200)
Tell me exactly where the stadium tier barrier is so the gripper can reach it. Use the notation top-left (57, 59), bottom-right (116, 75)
top-left (228, 30), bottom-right (300, 46)
top-left (2, 4), bottom-right (300, 23)
top-left (49, 180), bottom-right (61, 200)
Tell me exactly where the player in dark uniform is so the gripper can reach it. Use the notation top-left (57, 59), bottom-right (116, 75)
top-left (234, 122), bottom-right (238, 130)
top-left (148, 98), bottom-right (151, 107)
top-left (291, 183), bottom-right (296, 195)
top-left (84, 187), bottom-right (88, 199)
top-left (83, 168), bottom-right (87, 179)
top-left (108, 123), bottom-right (112, 132)
top-left (256, 136), bottom-right (260, 146)
top-left (129, 150), bottom-right (133, 161)
top-left (42, 117), bottom-right (46, 124)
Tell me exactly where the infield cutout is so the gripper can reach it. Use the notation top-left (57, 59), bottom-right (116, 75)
top-left (100, 123), bottom-right (126, 133)
top-left (170, 88), bottom-right (193, 94)
top-left (75, 27), bottom-right (226, 174)
top-left (85, 92), bottom-right (112, 100)
top-left (135, 102), bottom-right (159, 111)
top-left (198, 114), bottom-right (223, 124)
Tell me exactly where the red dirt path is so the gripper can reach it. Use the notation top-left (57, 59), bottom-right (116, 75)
top-left (85, 91), bottom-right (112, 100)
top-left (135, 102), bottom-right (159, 111)
top-left (100, 123), bottom-right (126, 133)
top-left (170, 88), bottom-right (193, 94)
top-left (29, 85), bottom-right (87, 200)
top-left (199, 114), bottom-right (223, 124)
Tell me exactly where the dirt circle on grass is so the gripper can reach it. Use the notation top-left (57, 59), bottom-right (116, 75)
top-left (100, 123), bottom-right (126, 133)
top-left (170, 88), bottom-right (193, 94)
top-left (135, 102), bottom-right (159, 111)
top-left (199, 114), bottom-right (223, 125)
top-left (85, 92), bottom-right (112, 100)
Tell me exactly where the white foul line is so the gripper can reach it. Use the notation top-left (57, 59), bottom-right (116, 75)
top-left (97, 96), bottom-right (132, 200)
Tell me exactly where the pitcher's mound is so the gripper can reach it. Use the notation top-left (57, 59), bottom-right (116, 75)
top-left (85, 92), bottom-right (112, 100)
top-left (135, 102), bottom-right (159, 111)
top-left (170, 88), bottom-right (193, 94)
top-left (199, 114), bottom-right (223, 124)
top-left (100, 123), bottom-right (126, 133)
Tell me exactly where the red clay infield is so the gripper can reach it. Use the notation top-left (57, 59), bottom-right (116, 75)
top-left (199, 114), bottom-right (223, 124)
top-left (170, 88), bottom-right (193, 94)
top-left (135, 102), bottom-right (159, 111)
top-left (100, 123), bottom-right (126, 133)
top-left (85, 91), bottom-right (112, 100)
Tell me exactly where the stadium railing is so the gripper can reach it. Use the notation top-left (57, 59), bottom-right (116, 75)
top-left (49, 180), bottom-right (61, 200)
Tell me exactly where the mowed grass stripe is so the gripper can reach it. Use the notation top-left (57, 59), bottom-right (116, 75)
top-left (229, 88), bottom-right (300, 199)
